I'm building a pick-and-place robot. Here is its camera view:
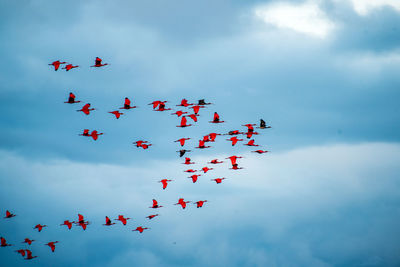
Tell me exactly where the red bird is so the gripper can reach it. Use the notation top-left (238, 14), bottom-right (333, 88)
top-left (79, 129), bottom-right (90, 137)
top-left (188, 114), bottom-right (199, 122)
top-left (45, 241), bottom-right (59, 252)
top-left (230, 164), bottom-right (244, 170)
top-left (4, 210), bottom-right (16, 218)
top-left (252, 150), bottom-right (269, 154)
top-left (65, 92), bottom-right (81, 104)
top-left (146, 214), bottom-right (159, 220)
top-left (226, 130), bottom-right (243, 135)
top-left (245, 131), bottom-right (259, 139)
top-left (175, 138), bottom-right (190, 146)
top-left (33, 224), bottom-right (47, 232)
top-left (177, 98), bottom-right (193, 107)
top-left (22, 238), bottom-right (35, 245)
top-left (191, 105), bottom-right (205, 114)
top-left (183, 157), bottom-right (194, 165)
top-left (90, 130), bottom-right (103, 141)
top-left (103, 216), bottom-right (116, 226)
top-left (48, 60), bottom-right (66, 71)
top-left (194, 200), bottom-right (208, 208)
top-left (188, 174), bottom-right (201, 183)
top-left (132, 226), bottom-right (149, 233)
top-left (175, 198), bottom-right (190, 209)
top-left (155, 102), bottom-right (171, 111)
top-left (203, 135), bottom-right (210, 142)
top-left (77, 103), bottom-right (95, 115)
top-left (208, 159), bottom-right (223, 164)
top-left (209, 133), bottom-right (221, 142)
top-left (63, 64), bottom-right (79, 71)
top-left (60, 220), bottom-right (73, 230)
top-left (201, 167), bottom-right (213, 173)
top-left (75, 214), bottom-right (89, 230)
top-left (140, 143), bottom-right (152, 149)
top-left (210, 112), bottom-right (224, 123)
top-left (115, 215), bottom-right (130, 225)
top-left (196, 140), bottom-right (210, 149)
top-left (148, 100), bottom-right (164, 109)
top-left (244, 139), bottom-right (259, 146)
top-left (177, 116), bottom-right (192, 127)
top-left (25, 249), bottom-right (37, 260)
top-left (120, 97), bottom-right (137, 110)
top-left (184, 169), bottom-right (197, 173)
top-left (91, 57), bottom-right (109, 67)
top-left (109, 110), bottom-right (124, 119)
top-left (211, 178), bottom-right (226, 184)
top-left (171, 110), bottom-right (188, 117)
top-left (16, 249), bottom-right (26, 257)
top-left (227, 136), bottom-right (243, 146)
top-left (226, 155), bottom-right (243, 165)
top-left (150, 199), bottom-right (163, 209)
top-left (158, 179), bottom-right (173, 190)
top-left (1, 237), bottom-right (11, 247)
top-left (243, 124), bottom-right (256, 132)
top-left (133, 140), bottom-right (149, 147)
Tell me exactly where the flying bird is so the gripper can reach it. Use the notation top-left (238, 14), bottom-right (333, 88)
top-left (211, 178), bottom-right (226, 184)
top-left (244, 139), bottom-right (259, 146)
top-left (133, 140), bottom-right (149, 147)
top-left (158, 179), bottom-right (173, 190)
top-left (48, 60), bottom-right (66, 71)
top-left (60, 220), bottom-right (74, 230)
top-left (226, 155), bottom-right (243, 165)
top-left (183, 157), bottom-right (194, 165)
top-left (103, 216), bottom-right (116, 226)
top-left (184, 169), bottom-right (197, 173)
top-left (201, 167), bottom-right (213, 173)
top-left (177, 149), bottom-right (191, 157)
top-left (45, 241), bottom-right (59, 252)
top-left (252, 150), bottom-right (269, 154)
top-left (171, 110), bottom-right (188, 117)
top-left (77, 103), bottom-right (95, 115)
top-left (188, 174), bottom-right (201, 183)
top-left (210, 112), bottom-right (224, 123)
top-left (33, 224), bottom-right (47, 232)
top-left (4, 210), bottom-right (16, 219)
top-left (177, 116), bottom-right (192, 127)
top-left (90, 130), bottom-right (103, 141)
top-left (1, 237), bottom-right (11, 247)
top-left (22, 238), bottom-right (35, 245)
top-left (258, 119), bottom-right (271, 129)
top-left (191, 105), bottom-right (205, 114)
top-left (198, 99), bottom-right (212, 105)
top-left (115, 215), bottom-right (130, 225)
top-left (140, 143), bottom-right (152, 149)
top-left (227, 136), bottom-right (243, 146)
top-left (230, 164), bottom-right (244, 170)
top-left (196, 140), bottom-right (210, 149)
top-left (16, 249), bottom-right (26, 257)
top-left (208, 133), bottom-right (221, 142)
top-left (155, 102), bottom-right (171, 111)
top-left (65, 92), bottom-right (81, 104)
top-left (208, 159), bottom-right (223, 164)
top-left (150, 199), bottom-right (163, 209)
top-left (25, 249), bottom-right (37, 260)
top-left (175, 198), bottom-right (190, 209)
top-left (194, 200), bottom-right (208, 208)
top-left (188, 114), bottom-right (199, 122)
top-left (63, 64), bottom-right (79, 71)
top-left (75, 214), bottom-right (89, 230)
top-left (177, 99), bottom-right (193, 107)
top-left (132, 226), bottom-right (149, 233)
top-left (120, 97), bottom-right (137, 109)
top-left (226, 130), bottom-right (243, 135)
top-left (175, 138), bottom-right (190, 146)
top-left (109, 110), bottom-right (124, 119)
top-left (91, 57), bottom-right (109, 67)
top-left (146, 214), bottom-right (159, 220)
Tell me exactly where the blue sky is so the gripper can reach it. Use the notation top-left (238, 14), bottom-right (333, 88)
top-left (1, 0), bottom-right (400, 266)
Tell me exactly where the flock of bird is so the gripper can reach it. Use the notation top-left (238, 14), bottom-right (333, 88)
top-left (1, 57), bottom-right (272, 261)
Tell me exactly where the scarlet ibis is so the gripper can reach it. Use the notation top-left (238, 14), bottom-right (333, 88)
top-left (209, 133), bottom-right (221, 142)
top-left (132, 226), bottom-right (149, 233)
top-left (103, 216), bottom-right (116, 226)
top-left (90, 130), bottom-right (103, 141)
top-left (183, 157), bottom-right (194, 165)
top-left (226, 155), bottom-right (243, 165)
top-left (109, 111), bottom-right (124, 119)
top-left (115, 215), bottom-right (130, 225)
top-left (45, 241), bottom-right (59, 252)
top-left (211, 178), bottom-right (226, 184)
top-left (149, 100), bottom-right (165, 109)
top-left (171, 110), bottom-right (188, 117)
top-left (177, 116), bottom-right (192, 127)
top-left (203, 135), bottom-right (210, 142)
top-left (210, 112), bottom-right (224, 123)
top-left (60, 220), bottom-right (73, 230)
top-left (22, 238), bottom-right (35, 245)
top-left (258, 119), bottom-right (271, 129)
top-left (140, 143), bottom-right (152, 149)
top-left (49, 60), bottom-right (66, 71)
top-left (230, 164), bottom-right (243, 170)
top-left (227, 136), bottom-right (243, 146)
top-left (63, 64), bottom-right (79, 71)
top-left (177, 149), bottom-right (191, 157)
top-left (201, 167), bottom-right (213, 173)
top-left (194, 200), bottom-right (208, 208)
top-left (1, 237), bottom-right (11, 247)
top-left (184, 169), bottom-right (197, 173)
top-left (226, 130), bottom-right (243, 135)
top-left (244, 139), bottom-right (259, 146)
top-left (65, 92), bottom-right (81, 104)
top-left (133, 140), bottom-right (149, 147)
top-left (158, 179), bottom-right (173, 190)
top-left (25, 250), bottom-right (37, 260)
top-left (245, 131), bottom-right (259, 139)
top-left (155, 102), bottom-right (171, 111)
top-left (208, 159), bottom-right (223, 164)
top-left (34, 224), bottom-right (47, 232)
top-left (175, 138), bottom-right (190, 146)
top-left (188, 174), bottom-right (201, 183)
top-left (120, 97), bottom-right (137, 109)
top-left (177, 98), bottom-right (193, 107)
top-left (252, 150), bottom-right (269, 154)
top-left (196, 140), bottom-right (210, 149)
top-left (77, 103), bottom-right (95, 115)
top-left (146, 214), bottom-right (159, 220)
top-left (75, 214), bottom-right (89, 230)
top-left (191, 105), bottom-right (205, 114)
top-left (16, 249), bottom-right (26, 257)
top-left (91, 57), bottom-right (109, 67)
top-left (4, 210), bottom-right (16, 218)
top-left (150, 199), bottom-right (163, 209)
top-left (198, 99), bottom-right (212, 105)
top-left (79, 129), bottom-right (90, 137)
top-left (175, 198), bottom-right (190, 209)
top-left (188, 114), bottom-right (199, 122)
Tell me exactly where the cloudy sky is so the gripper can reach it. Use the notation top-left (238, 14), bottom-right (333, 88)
top-left (1, 0), bottom-right (400, 266)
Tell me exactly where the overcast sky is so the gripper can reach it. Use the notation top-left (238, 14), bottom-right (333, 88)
top-left (1, 0), bottom-right (400, 266)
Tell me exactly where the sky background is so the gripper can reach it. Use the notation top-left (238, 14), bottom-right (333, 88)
top-left (1, 0), bottom-right (400, 266)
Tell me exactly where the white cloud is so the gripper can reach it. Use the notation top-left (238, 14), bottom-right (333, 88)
top-left (349, 0), bottom-right (400, 16)
top-left (254, 1), bottom-right (335, 38)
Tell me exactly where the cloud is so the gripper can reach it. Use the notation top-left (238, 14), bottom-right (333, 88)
top-left (349, 0), bottom-right (400, 16)
top-left (254, 1), bottom-right (335, 38)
